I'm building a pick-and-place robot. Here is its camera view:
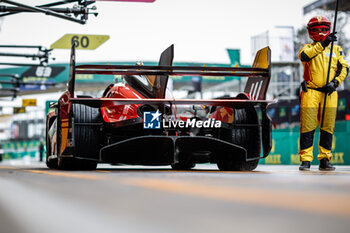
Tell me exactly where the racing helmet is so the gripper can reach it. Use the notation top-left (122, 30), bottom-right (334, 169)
top-left (307, 16), bottom-right (331, 42)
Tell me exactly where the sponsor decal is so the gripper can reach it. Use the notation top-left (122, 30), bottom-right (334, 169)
top-left (325, 52), bottom-right (336, 57)
top-left (265, 154), bottom-right (282, 164)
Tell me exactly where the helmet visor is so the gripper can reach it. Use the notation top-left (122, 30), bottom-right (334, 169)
top-left (308, 25), bottom-right (330, 42)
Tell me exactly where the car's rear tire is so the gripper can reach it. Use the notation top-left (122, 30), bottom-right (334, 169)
top-left (217, 108), bottom-right (260, 171)
top-left (217, 158), bottom-right (259, 171)
top-left (46, 157), bottom-right (58, 169)
top-left (46, 135), bottom-right (58, 169)
top-left (46, 118), bottom-right (58, 169)
top-left (58, 104), bottom-right (101, 170)
top-left (58, 157), bottom-right (97, 170)
top-left (171, 163), bottom-right (195, 170)
top-left (72, 103), bottom-right (101, 160)
top-left (171, 152), bottom-right (195, 170)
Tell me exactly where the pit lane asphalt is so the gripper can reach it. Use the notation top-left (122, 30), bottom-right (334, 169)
top-left (1, 161), bottom-right (350, 233)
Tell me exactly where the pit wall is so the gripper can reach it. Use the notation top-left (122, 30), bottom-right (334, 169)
top-left (0, 140), bottom-right (43, 160)
top-left (260, 121), bottom-right (350, 165)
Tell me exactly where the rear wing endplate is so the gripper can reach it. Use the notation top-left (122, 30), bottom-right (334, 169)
top-left (243, 47), bottom-right (271, 100)
top-left (68, 43), bottom-right (76, 97)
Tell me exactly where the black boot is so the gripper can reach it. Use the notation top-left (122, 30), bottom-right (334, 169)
top-left (319, 158), bottom-right (336, 171)
top-left (299, 161), bottom-right (311, 171)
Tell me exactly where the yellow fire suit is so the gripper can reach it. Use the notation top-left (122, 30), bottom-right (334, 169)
top-left (299, 41), bottom-right (348, 162)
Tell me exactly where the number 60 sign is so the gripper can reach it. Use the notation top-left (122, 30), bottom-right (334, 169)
top-left (50, 34), bottom-right (110, 50)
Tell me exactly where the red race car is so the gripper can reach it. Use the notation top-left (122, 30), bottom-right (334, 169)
top-left (46, 44), bottom-right (274, 170)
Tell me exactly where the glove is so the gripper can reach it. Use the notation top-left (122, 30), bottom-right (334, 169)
top-left (322, 79), bottom-right (339, 95)
top-left (321, 32), bottom-right (337, 48)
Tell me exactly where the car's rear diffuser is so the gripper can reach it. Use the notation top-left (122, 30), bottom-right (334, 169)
top-left (100, 135), bottom-right (247, 165)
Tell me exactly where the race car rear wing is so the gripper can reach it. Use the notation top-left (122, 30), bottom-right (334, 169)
top-left (245, 47), bottom-right (271, 100)
top-left (67, 44), bottom-right (271, 102)
top-left (71, 97), bottom-right (275, 109)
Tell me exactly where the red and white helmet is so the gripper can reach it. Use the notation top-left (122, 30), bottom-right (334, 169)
top-left (307, 16), bottom-right (331, 42)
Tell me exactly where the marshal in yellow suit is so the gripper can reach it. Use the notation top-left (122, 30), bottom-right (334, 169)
top-left (299, 41), bottom-right (348, 162)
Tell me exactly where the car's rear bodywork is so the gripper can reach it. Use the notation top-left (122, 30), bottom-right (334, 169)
top-left (46, 44), bottom-right (274, 170)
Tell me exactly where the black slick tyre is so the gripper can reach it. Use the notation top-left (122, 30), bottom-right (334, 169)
top-left (46, 118), bottom-right (58, 169)
top-left (72, 103), bottom-right (101, 160)
top-left (58, 104), bottom-right (100, 170)
top-left (217, 107), bottom-right (260, 171)
top-left (171, 152), bottom-right (195, 170)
